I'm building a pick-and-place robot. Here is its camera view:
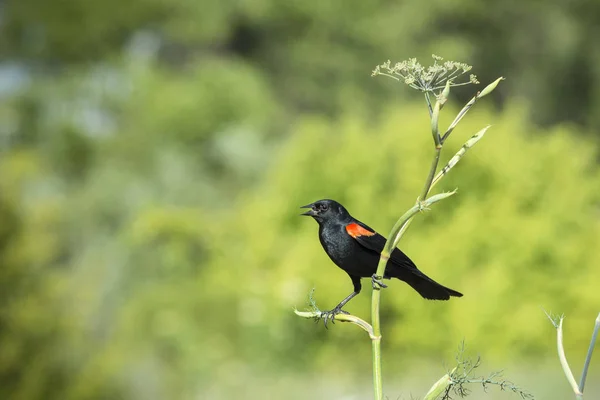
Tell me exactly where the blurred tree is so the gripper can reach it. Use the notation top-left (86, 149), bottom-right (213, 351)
top-left (4, 0), bottom-right (600, 131)
top-left (1, 0), bottom-right (600, 398)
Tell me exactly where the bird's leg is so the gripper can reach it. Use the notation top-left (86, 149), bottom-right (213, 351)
top-left (371, 274), bottom-right (388, 290)
top-left (321, 275), bottom-right (362, 328)
top-left (321, 291), bottom-right (356, 328)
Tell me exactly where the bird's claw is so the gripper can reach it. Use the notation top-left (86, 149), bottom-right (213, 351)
top-left (371, 274), bottom-right (388, 290)
top-left (320, 307), bottom-right (349, 328)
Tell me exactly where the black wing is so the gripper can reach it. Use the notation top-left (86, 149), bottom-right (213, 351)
top-left (348, 220), bottom-right (418, 272)
top-left (349, 220), bottom-right (462, 300)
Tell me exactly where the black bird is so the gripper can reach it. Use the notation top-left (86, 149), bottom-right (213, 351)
top-left (301, 199), bottom-right (462, 323)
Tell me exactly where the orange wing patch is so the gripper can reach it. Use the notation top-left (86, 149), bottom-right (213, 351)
top-left (345, 223), bottom-right (375, 238)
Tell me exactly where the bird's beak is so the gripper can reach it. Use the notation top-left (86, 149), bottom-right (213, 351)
top-left (300, 203), bottom-right (316, 216)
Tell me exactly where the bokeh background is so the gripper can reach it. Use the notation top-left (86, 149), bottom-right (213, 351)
top-left (1, 0), bottom-right (600, 399)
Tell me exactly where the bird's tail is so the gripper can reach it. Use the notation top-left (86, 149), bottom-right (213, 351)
top-left (390, 268), bottom-right (463, 300)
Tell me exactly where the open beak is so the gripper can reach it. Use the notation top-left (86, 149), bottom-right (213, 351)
top-left (300, 203), bottom-right (316, 216)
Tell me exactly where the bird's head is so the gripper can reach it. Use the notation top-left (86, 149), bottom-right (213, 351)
top-left (300, 199), bottom-right (349, 224)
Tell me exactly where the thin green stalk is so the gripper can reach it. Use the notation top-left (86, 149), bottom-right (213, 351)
top-left (369, 126), bottom-right (488, 399)
top-left (369, 105), bottom-right (491, 400)
top-left (554, 317), bottom-right (583, 397)
top-left (440, 77), bottom-right (504, 143)
top-left (420, 147), bottom-right (442, 201)
top-left (367, 73), bottom-right (501, 400)
top-left (579, 312), bottom-right (600, 392)
top-left (369, 90), bottom-right (447, 398)
top-left (422, 91), bottom-right (443, 201)
top-left (293, 309), bottom-right (376, 339)
top-left (372, 339), bottom-right (383, 399)
top-left (425, 92), bottom-right (434, 117)
top-left (431, 126), bottom-right (489, 189)
top-left (441, 95), bottom-right (477, 143)
top-left (371, 265), bottom-right (386, 398)
top-left (370, 191), bottom-right (456, 399)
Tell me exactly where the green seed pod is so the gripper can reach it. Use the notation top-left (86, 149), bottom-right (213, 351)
top-left (478, 77), bottom-right (505, 98)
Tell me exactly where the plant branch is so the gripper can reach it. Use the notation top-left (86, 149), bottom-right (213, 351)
top-left (294, 309), bottom-right (377, 339)
top-left (441, 77), bottom-right (504, 143)
top-left (441, 95), bottom-right (477, 143)
top-left (420, 147), bottom-right (442, 201)
top-left (425, 92), bottom-right (434, 117)
top-left (431, 126), bottom-right (490, 189)
top-left (389, 192), bottom-right (456, 250)
top-left (370, 191), bottom-right (456, 400)
top-left (544, 311), bottom-right (583, 397)
top-left (395, 125), bottom-right (488, 248)
top-left (579, 312), bottom-right (600, 392)
top-left (372, 338), bottom-right (383, 400)
top-left (367, 79), bottom-right (501, 400)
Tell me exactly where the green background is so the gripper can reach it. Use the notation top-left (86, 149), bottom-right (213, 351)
top-left (1, 0), bottom-right (599, 398)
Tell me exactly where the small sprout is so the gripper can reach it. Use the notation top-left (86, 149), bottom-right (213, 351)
top-left (543, 308), bottom-right (563, 329)
top-left (307, 288), bottom-right (319, 312)
top-left (372, 55), bottom-right (479, 94)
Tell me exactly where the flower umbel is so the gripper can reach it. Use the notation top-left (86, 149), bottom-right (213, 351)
top-left (372, 55), bottom-right (479, 93)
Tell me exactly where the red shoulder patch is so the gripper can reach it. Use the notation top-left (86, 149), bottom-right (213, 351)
top-left (345, 223), bottom-right (375, 238)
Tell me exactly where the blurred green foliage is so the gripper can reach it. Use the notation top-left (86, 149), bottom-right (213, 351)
top-left (211, 102), bottom-right (600, 361)
top-left (2, 0), bottom-right (600, 399)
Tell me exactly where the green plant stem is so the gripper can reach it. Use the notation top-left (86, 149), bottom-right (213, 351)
top-left (420, 146), bottom-right (442, 201)
top-left (579, 312), bottom-right (600, 392)
top-left (293, 309), bottom-right (377, 338)
top-left (441, 95), bottom-right (477, 143)
top-left (371, 265), bottom-right (385, 399)
top-left (370, 191), bottom-right (456, 400)
top-left (369, 91), bottom-right (448, 397)
top-left (439, 77), bottom-right (503, 143)
top-left (368, 76), bottom-right (501, 400)
top-left (431, 126), bottom-right (489, 188)
top-left (555, 317), bottom-right (583, 398)
top-left (372, 339), bottom-right (383, 399)
top-left (295, 73), bottom-right (502, 400)
top-left (368, 103), bottom-right (490, 400)
top-left (425, 92), bottom-right (433, 117)
top-left (393, 143), bottom-right (448, 244)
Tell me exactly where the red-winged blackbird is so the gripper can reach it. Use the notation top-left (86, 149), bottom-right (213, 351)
top-left (301, 199), bottom-right (462, 323)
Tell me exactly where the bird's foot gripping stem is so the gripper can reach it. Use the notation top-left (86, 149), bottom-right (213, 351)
top-left (320, 306), bottom-right (350, 328)
top-left (371, 274), bottom-right (388, 290)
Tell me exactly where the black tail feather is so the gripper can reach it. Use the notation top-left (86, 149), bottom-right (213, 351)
top-left (388, 268), bottom-right (463, 300)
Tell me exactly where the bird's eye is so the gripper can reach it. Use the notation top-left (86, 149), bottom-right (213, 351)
top-left (319, 203), bottom-right (329, 211)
